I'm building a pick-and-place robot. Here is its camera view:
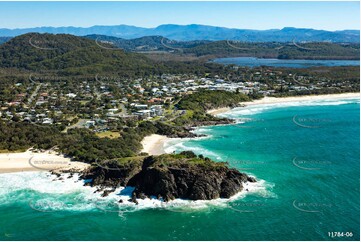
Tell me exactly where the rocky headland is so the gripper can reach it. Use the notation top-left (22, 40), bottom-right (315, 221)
top-left (79, 152), bottom-right (256, 202)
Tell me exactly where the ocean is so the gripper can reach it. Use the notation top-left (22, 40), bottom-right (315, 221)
top-left (0, 97), bottom-right (359, 241)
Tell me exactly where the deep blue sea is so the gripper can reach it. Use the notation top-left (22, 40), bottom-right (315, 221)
top-left (213, 57), bottom-right (360, 68)
top-left (0, 97), bottom-right (359, 241)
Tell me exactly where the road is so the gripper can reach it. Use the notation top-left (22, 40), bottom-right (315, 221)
top-left (27, 83), bottom-right (42, 106)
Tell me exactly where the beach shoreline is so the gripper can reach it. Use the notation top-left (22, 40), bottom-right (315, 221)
top-left (207, 92), bottom-right (360, 115)
top-left (165, 92), bottom-right (360, 156)
top-left (0, 149), bottom-right (89, 174)
top-left (207, 107), bottom-right (231, 115)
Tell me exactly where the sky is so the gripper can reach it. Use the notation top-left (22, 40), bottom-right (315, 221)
top-left (0, 1), bottom-right (359, 30)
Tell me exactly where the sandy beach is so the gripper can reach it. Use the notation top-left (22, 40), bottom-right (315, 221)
top-left (242, 92), bottom-right (359, 106)
top-left (140, 134), bottom-right (170, 155)
top-left (208, 93), bottom-right (360, 115)
top-left (0, 149), bottom-right (89, 174)
top-left (207, 107), bottom-right (231, 115)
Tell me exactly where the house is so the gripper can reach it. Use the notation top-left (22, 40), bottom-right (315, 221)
top-left (66, 93), bottom-right (77, 98)
top-left (135, 110), bottom-right (152, 118)
top-left (133, 104), bottom-right (148, 109)
top-left (85, 120), bottom-right (96, 127)
top-left (150, 105), bottom-right (164, 116)
top-left (42, 118), bottom-right (53, 124)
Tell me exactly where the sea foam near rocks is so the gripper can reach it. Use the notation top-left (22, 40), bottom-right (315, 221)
top-left (0, 171), bottom-right (273, 213)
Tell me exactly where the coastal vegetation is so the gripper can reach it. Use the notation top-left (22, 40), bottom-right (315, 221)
top-left (176, 90), bottom-right (253, 112)
top-left (0, 120), bottom-right (147, 161)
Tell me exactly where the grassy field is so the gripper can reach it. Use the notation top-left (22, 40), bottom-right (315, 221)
top-left (95, 131), bottom-right (121, 139)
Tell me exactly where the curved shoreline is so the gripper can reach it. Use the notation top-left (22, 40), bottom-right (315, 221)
top-left (144, 93), bottom-right (360, 155)
top-left (239, 92), bottom-right (359, 107)
top-left (207, 92), bottom-right (359, 115)
top-left (1, 93), bottom-right (359, 173)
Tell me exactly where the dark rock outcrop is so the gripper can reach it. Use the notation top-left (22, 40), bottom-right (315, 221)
top-left (80, 154), bottom-right (256, 202)
top-left (127, 157), bottom-right (254, 201)
top-left (80, 158), bottom-right (142, 188)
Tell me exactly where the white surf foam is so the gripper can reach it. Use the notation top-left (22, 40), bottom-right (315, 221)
top-left (163, 139), bottom-right (223, 160)
top-left (218, 97), bottom-right (359, 118)
top-left (0, 171), bottom-right (273, 213)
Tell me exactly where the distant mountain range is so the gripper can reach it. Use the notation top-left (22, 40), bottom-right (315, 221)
top-left (85, 34), bottom-right (212, 52)
top-left (85, 35), bottom-right (359, 60)
top-left (0, 24), bottom-right (359, 42)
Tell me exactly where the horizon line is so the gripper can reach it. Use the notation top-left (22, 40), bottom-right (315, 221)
top-left (0, 24), bottom-right (359, 32)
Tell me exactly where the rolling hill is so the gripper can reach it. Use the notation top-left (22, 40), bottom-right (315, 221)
top-left (83, 35), bottom-right (360, 60)
top-left (0, 33), bottom-right (222, 77)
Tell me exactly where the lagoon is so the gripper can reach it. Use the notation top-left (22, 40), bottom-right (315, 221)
top-left (213, 57), bottom-right (360, 68)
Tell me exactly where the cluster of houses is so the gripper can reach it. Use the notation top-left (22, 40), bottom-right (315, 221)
top-left (1, 109), bottom-right (56, 125)
top-left (1, 68), bottom-right (355, 130)
top-left (131, 104), bottom-right (164, 119)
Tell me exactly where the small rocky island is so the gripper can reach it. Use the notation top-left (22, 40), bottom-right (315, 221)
top-left (80, 151), bottom-right (256, 202)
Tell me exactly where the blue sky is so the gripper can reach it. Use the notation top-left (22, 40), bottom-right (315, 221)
top-left (0, 1), bottom-right (359, 30)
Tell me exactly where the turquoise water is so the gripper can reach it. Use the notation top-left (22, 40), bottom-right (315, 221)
top-left (0, 97), bottom-right (359, 241)
top-left (213, 57), bottom-right (360, 68)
